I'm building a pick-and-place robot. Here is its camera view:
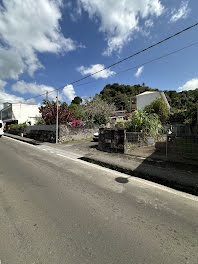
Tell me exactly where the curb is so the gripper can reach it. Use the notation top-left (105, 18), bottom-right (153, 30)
top-left (4, 133), bottom-right (40, 145)
top-left (80, 156), bottom-right (198, 196)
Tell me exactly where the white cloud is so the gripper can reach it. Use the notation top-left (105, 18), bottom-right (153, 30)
top-left (77, 64), bottom-right (115, 79)
top-left (12, 81), bottom-right (57, 100)
top-left (0, 80), bottom-right (36, 110)
top-left (178, 78), bottom-right (198, 92)
top-left (0, 80), bottom-right (7, 90)
top-left (170, 1), bottom-right (190, 23)
top-left (78, 0), bottom-right (164, 55)
top-left (145, 19), bottom-right (154, 28)
top-left (0, 0), bottom-right (77, 80)
top-left (63, 85), bottom-right (76, 101)
top-left (135, 66), bottom-right (144, 78)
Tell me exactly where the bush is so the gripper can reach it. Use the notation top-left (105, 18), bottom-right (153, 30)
top-left (125, 110), bottom-right (162, 139)
top-left (8, 122), bottom-right (27, 130)
top-left (8, 123), bottom-right (27, 134)
top-left (35, 116), bottom-right (45, 125)
top-left (115, 120), bottom-right (125, 128)
top-left (144, 98), bottom-right (169, 124)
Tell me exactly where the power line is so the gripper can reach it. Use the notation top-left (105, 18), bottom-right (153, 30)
top-left (0, 40), bottom-right (198, 106)
top-left (51, 21), bottom-right (198, 94)
top-left (1, 21), bottom-right (198, 104)
top-left (68, 21), bottom-right (198, 86)
top-left (0, 40), bottom-right (198, 105)
top-left (68, 41), bottom-right (198, 88)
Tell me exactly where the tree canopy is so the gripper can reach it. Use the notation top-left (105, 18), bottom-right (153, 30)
top-left (71, 96), bottom-right (83, 105)
top-left (144, 98), bottom-right (170, 124)
top-left (165, 89), bottom-right (198, 126)
top-left (83, 95), bottom-right (115, 125)
top-left (100, 83), bottom-right (197, 126)
top-left (100, 83), bottom-right (158, 110)
top-left (39, 101), bottom-right (74, 125)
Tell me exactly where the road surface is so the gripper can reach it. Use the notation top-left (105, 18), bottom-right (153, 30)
top-left (0, 136), bottom-right (197, 263)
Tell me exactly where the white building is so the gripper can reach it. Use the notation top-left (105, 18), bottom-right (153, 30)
top-left (0, 103), bottom-right (40, 127)
top-left (135, 91), bottom-right (170, 110)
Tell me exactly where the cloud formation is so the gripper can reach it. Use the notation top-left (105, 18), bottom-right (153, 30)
top-left (170, 1), bottom-right (190, 23)
top-left (77, 64), bottom-right (115, 79)
top-left (178, 78), bottom-right (198, 92)
top-left (78, 0), bottom-right (164, 55)
top-left (0, 0), bottom-right (77, 80)
top-left (12, 81), bottom-right (57, 100)
top-left (135, 66), bottom-right (144, 78)
top-left (0, 80), bottom-right (7, 90)
top-left (63, 85), bottom-right (76, 101)
top-left (0, 80), bottom-right (36, 109)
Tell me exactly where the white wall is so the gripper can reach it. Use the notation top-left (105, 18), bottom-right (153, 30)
top-left (136, 92), bottom-right (170, 110)
top-left (12, 104), bottom-right (40, 125)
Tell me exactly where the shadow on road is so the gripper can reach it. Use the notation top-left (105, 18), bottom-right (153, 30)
top-left (80, 141), bottom-right (198, 196)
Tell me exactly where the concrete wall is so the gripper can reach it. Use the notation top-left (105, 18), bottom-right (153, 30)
top-left (136, 92), bottom-right (170, 110)
top-left (12, 104), bottom-right (40, 125)
top-left (26, 125), bottom-right (56, 133)
top-left (26, 125), bottom-right (56, 143)
top-left (59, 125), bottom-right (98, 142)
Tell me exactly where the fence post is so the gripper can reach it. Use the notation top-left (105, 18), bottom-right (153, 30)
top-left (124, 130), bottom-right (126, 154)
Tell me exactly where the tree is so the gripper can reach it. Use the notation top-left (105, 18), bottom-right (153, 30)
top-left (71, 96), bottom-right (82, 105)
top-left (68, 103), bottom-right (86, 120)
top-left (61, 102), bottom-right (68, 109)
top-left (144, 98), bottom-right (170, 123)
top-left (83, 95), bottom-right (115, 125)
top-left (100, 83), bottom-right (158, 110)
top-left (39, 101), bottom-right (74, 125)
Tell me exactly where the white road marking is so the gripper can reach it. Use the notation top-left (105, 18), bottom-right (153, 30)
top-left (3, 135), bottom-right (198, 202)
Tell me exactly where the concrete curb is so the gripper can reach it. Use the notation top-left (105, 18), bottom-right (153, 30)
top-left (80, 156), bottom-right (198, 196)
top-left (4, 133), bottom-right (40, 145)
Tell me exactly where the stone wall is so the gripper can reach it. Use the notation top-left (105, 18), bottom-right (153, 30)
top-left (98, 128), bottom-right (125, 153)
top-left (25, 124), bottom-right (97, 143)
top-left (59, 125), bottom-right (98, 142)
top-left (98, 129), bottom-right (156, 155)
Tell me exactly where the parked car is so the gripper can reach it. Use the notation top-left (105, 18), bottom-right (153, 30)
top-left (0, 120), bottom-right (4, 137)
top-left (93, 132), bottom-right (99, 141)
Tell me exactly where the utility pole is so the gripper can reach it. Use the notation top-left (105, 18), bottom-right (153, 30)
top-left (56, 88), bottom-right (59, 144)
top-left (46, 91), bottom-right (48, 102)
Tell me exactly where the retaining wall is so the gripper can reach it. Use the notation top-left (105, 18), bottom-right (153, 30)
top-left (59, 125), bottom-right (97, 142)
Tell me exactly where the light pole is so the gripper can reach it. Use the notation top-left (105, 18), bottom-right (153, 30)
top-left (56, 88), bottom-right (59, 144)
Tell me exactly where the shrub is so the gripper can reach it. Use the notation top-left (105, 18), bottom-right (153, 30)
top-left (8, 122), bottom-right (27, 133)
top-left (125, 110), bottom-right (162, 139)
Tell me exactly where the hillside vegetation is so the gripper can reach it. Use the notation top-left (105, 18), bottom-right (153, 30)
top-left (99, 83), bottom-right (198, 126)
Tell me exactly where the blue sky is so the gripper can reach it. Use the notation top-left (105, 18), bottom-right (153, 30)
top-left (0, 0), bottom-right (198, 108)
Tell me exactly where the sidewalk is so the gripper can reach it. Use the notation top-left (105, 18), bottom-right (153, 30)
top-left (41, 140), bottom-right (198, 195)
top-left (4, 134), bottom-right (198, 195)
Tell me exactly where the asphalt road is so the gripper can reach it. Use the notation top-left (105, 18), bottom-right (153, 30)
top-left (0, 136), bottom-right (198, 264)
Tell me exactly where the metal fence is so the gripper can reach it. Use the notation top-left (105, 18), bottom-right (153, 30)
top-left (125, 132), bottom-right (146, 146)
